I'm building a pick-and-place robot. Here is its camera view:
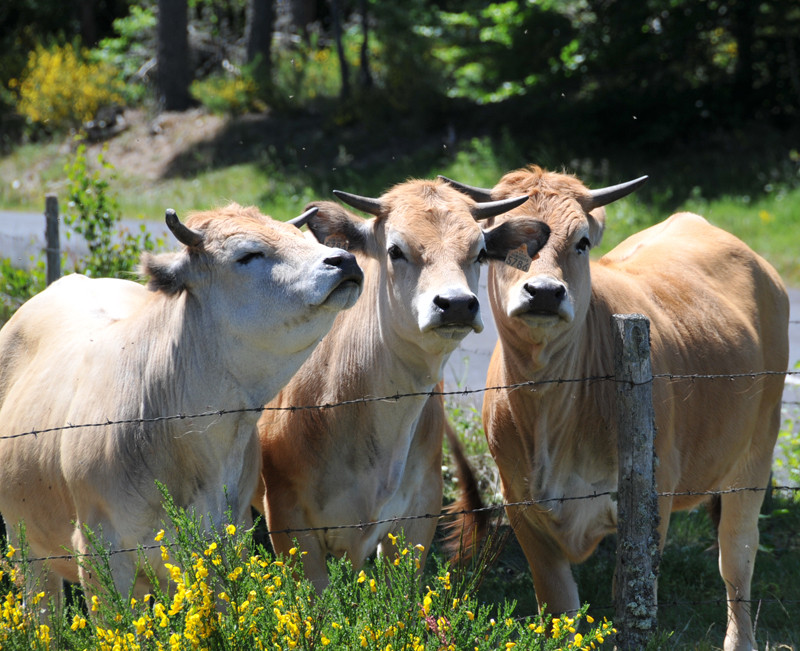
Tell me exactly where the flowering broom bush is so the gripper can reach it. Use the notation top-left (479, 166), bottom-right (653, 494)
top-left (0, 486), bottom-right (616, 650)
top-left (10, 43), bottom-right (125, 131)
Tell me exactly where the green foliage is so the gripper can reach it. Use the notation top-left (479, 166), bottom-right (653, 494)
top-left (1, 486), bottom-right (617, 649)
top-left (11, 43), bottom-right (125, 132)
top-left (432, 1), bottom-right (576, 104)
top-left (64, 142), bottom-right (161, 279)
top-left (0, 258), bottom-right (46, 325)
top-left (91, 5), bottom-right (158, 105)
top-left (191, 64), bottom-right (266, 115)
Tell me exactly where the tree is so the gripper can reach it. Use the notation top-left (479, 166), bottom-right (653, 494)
top-left (245, 0), bottom-right (276, 84)
top-left (157, 0), bottom-right (191, 111)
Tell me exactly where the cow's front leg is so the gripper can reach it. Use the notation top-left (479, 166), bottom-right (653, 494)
top-left (507, 504), bottom-right (580, 618)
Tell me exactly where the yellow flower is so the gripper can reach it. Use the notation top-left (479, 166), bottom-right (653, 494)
top-left (226, 524), bottom-right (236, 536)
top-left (71, 615), bottom-right (87, 630)
top-left (369, 578), bottom-right (377, 593)
top-left (155, 529), bottom-right (165, 541)
top-left (357, 570), bottom-right (367, 584)
top-left (289, 547), bottom-right (298, 556)
top-left (387, 533), bottom-right (398, 545)
top-left (5, 544), bottom-right (15, 558)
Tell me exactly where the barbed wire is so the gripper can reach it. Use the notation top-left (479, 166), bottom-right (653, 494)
top-left (2, 370), bottom-right (798, 442)
top-left (8, 484), bottom-right (799, 564)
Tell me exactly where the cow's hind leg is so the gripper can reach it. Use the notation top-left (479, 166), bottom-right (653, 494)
top-left (717, 486), bottom-right (762, 651)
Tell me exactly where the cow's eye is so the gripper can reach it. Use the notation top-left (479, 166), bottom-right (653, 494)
top-left (388, 244), bottom-right (406, 261)
top-left (576, 237), bottom-right (591, 255)
top-left (476, 248), bottom-right (488, 264)
top-left (237, 251), bottom-right (264, 265)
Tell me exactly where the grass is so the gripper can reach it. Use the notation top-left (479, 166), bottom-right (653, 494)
top-left (1, 114), bottom-right (798, 284)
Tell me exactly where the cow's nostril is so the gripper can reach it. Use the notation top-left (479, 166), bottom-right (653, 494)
top-left (433, 295), bottom-right (451, 311)
top-left (554, 286), bottom-right (566, 300)
top-left (467, 296), bottom-right (479, 314)
top-left (323, 254), bottom-right (345, 267)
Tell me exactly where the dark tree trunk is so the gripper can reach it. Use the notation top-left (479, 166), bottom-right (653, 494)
top-left (157, 0), bottom-right (192, 111)
top-left (331, 0), bottom-right (350, 101)
top-left (358, 0), bottom-right (372, 89)
top-left (246, 0), bottom-right (275, 82)
top-left (731, 0), bottom-right (756, 117)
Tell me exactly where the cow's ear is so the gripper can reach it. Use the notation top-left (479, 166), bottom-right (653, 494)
top-left (587, 207), bottom-right (606, 248)
top-left (141, 251), bottom-right (192, 295)
top-left (302, 201), bottom-right (372, 253)
top-left (483, 218), bottom-right (550, 260)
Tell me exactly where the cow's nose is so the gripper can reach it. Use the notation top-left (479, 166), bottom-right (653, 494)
top-left (433, 291), bottom-right (479, 324)
top-left (523, 279), bottom-right (566, 314)
top-left (324, 251), bottom-right (363, 282)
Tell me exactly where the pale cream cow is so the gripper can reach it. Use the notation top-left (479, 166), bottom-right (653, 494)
top-left (0, 203), bottom-right (363, 611)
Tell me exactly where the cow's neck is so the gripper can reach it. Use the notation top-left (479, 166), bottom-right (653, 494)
top-left (145, 292), bottom-right (289, 422)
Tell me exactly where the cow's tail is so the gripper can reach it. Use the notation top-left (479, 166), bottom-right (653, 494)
top-left (443, 419), bottom-right (490, 563)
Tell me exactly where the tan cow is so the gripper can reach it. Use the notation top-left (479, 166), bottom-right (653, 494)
top-left (254, 179), bottom-right (550, 591)
top-left (442, 167), bottom-right (789, 651)
top-left (0, 203), bottom-right (363, 611)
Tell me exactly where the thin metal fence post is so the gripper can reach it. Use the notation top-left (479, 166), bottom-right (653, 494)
top-left (612, 313), bottom-right (660, 650)
top-left (45, 194), bottom-right (60, 285)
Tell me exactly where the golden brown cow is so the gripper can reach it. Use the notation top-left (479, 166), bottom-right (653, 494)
top-left (442, 166), bottom-right (789, 651)
top-left (253, 179), bottom-right (550, 591)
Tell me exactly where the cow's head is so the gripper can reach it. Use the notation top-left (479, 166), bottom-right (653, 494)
top-left (300, 179), bottom-right (549, 356)
top-left (141, 203), bottom-right (363, 358)
top-left (440, 166), bottom-right (647, 347)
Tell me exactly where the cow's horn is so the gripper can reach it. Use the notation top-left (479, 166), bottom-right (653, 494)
top-left (588, 176), bottom-right (649, 209)
top-left (165, 209), bottom-right (204, 247)
top-left (437, 175), bottom-right (494, 202)
top-left (471, 195), bottom-right (530, 221)
top-left (287, 206), bottom-right (318, 228)
top-left (332, 189), bottom-right (384, 216)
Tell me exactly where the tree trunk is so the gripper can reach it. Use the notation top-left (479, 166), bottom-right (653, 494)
top-left (246, 0), bottom-right (275, 82)
top-left (157, 0), bottom-right (192, 111)
top-left (331, 0), bottom-right (350, 101)
top-left (358, 0), bottom-right (372, 89)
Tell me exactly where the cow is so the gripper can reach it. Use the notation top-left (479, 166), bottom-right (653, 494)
top-left (441, 166), bottom-right (789, 651)
top-left (253, 179), bottom-right (551, 591)
top-left (0, 203), bottom-right (364, 613)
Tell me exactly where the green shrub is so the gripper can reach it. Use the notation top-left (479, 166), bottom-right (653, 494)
top-left (64, 142), bottom-right (161, 279)
top-left (1, 485), bottom-right (616, 650)
top-left (11, 43), bottom-right (125, 131)
top-left (0, 258), bottom-right (45, 325)
top-left (91, 5), bottom-right (158, 106)
top-left (190, 66), bottom-right (266, 116)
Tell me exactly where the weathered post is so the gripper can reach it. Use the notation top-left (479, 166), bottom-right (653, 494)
top-left (45, 193), bottom-right (60, 285)
top-left (612, 313), bottom-right (660, 650)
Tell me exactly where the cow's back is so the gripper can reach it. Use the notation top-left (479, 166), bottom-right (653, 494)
top-left (595, 212), bottom-right (789, 501)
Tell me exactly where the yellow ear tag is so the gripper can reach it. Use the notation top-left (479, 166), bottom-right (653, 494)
top-left (324, 233), bottom-right (350, 250)
top-left (504, 244), bottom-right (532, 272)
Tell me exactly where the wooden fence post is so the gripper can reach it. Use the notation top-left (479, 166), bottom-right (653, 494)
top-left (612, 313), bottom-right (660, 650)
top-left (45, 193), bottom-right (60, 285)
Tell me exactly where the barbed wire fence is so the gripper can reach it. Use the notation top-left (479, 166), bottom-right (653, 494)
top-left (1, 309), bottom-right (799, 647)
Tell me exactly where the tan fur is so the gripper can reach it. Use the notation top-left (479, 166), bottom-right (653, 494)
top-left (477, 167), bottom-right (788, 651)
top-left (0, 203), bottom-right (361, 611)
top-left (253, 179), bottom-right (547, 590)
